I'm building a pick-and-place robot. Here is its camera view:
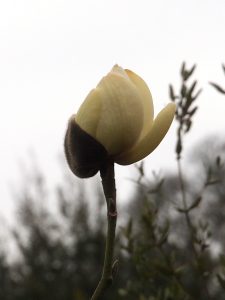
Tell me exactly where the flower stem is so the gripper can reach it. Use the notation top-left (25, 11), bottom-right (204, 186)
top-left (91, 160), bottom-right (117, 299)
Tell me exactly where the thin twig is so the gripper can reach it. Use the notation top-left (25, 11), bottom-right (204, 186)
top-left (177, 158), bottom-right (211, 299)
top-left (177, 159), bottom-right (197, 250)
top-left (91, 160), bottom-right (117, 299)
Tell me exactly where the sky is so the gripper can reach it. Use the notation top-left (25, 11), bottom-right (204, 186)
top-left (0, 0), bottom-right (225, 221)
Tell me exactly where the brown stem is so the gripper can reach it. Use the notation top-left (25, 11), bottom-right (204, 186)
top-left (91, 160), bottom-right (117, 299)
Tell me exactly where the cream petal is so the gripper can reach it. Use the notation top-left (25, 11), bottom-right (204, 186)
top-left (125, 69), bottom-right (154, 140)
top-left (111, 64), bottom-right (130, 79)
top-left (75, 88), bottom-right (102, 138)
top-left (115, 103), bottom-right (176, 165)
top-left (96, 73), bottom-right (144, 155)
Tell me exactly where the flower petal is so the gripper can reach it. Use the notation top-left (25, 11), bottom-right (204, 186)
top-left (115, 103), bottom-right (176, 165)
top-left (75, 88), bottom-right (102, 138)
top-left (96, 72), bottom-right (144, 155)
top-left (111, 64), bottom-right (130, 79)
top-left (125, 69), bottom-right (154, 140)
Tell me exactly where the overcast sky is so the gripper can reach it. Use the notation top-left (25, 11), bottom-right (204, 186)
top-left (1, 0), bottom-right (225, 221)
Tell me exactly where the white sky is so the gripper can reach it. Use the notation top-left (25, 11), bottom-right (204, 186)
top-left (1, 0), bottom-right (225, 221)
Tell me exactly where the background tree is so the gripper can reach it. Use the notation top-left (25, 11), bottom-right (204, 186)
top-left (1, 63), bottom-right (225, 299)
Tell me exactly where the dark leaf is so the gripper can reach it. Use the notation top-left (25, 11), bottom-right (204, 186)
top-left (188, 196), bottom-right (202, 210)
top-left (187, 64), bottom-right (196, 79)
top-left (192, 88), bottom-right (202, 101)
top-left (188, 106), bottom-right (198, 117)
top-left (169, 84), bottom-right (176, 101)
top-left (187, 80), bottom-right (197, 98)
top-left (184, 119), bottom-right (192, 133)
top-left (181, 61), bottom-right (186, 79)
top-left (209, 82), bottom-right (225, 94)
top-left (180, 83), bottom-right (187, 98)
top-left (176, 198), bottom-right (201, 213)
top-left (181, 62), bottom-right (196, 81)
top-left (222, 64), bottom-right (225, 76)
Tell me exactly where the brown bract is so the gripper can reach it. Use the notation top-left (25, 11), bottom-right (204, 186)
top-left (64, 117), bottom-right (108, 178)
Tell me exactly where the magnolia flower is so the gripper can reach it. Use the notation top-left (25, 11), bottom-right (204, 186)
top-left (65, 65), bottom-right (176, 178)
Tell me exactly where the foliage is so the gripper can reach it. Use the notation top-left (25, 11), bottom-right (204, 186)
top-left (210, 64), bottom-right (225, 95)
top-left (1, 62), bottom-right (225, 299)
top-left (0, 172), bottom-right (128, 300)
top-left (119, 63), bottom-right (225, 300)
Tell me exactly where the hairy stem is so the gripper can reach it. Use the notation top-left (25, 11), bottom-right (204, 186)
top-left (91, 161), bottom-right (117, 299)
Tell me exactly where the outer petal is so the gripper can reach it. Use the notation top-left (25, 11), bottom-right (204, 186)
top-left (115, 103), bottom-right (176, 165)
top-left (95, 72), bottom-right (144, 155)
top-left (75, 88), bottom-right (102, 138)
top-left (111, 64), bottom-right (130, 79)
top-left (125, 69), bottom-right (154, 140)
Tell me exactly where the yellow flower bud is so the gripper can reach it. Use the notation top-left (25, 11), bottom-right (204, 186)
top-left (64, 65), bottom-right (176, 177)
